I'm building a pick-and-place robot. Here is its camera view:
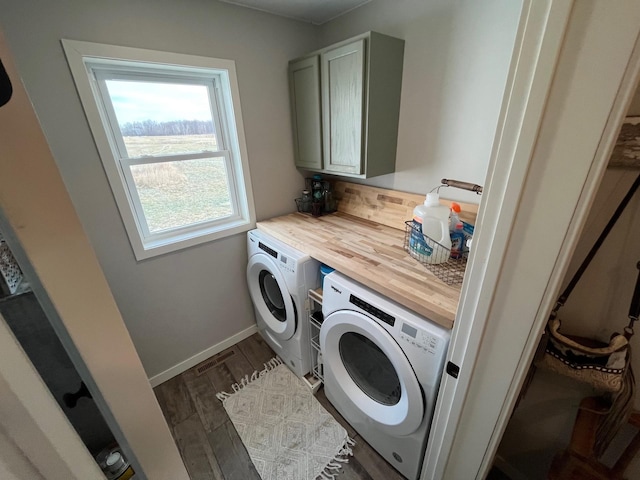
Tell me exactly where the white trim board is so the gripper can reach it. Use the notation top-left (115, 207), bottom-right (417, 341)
top-left (61, 39), bottom-right (257, 261)
top-left (477, 12), bottom-right (640, 475)
top-left (436, 1), bottom-right (640, 479)
top-left (0, 312), bottom-right (103, 480)
top-left (148, 324), bottom-right (258, 387)
top-left (421, 1), bottom-right (573, 477)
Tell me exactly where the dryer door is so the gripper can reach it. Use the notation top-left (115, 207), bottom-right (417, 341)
top-left (247, 253), bottom-right (296, 340)
top-left (321, 310), bottom-right (424, 436)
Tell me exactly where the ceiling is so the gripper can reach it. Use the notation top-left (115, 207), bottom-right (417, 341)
top-left (219, 0), bottom-right (372, 25)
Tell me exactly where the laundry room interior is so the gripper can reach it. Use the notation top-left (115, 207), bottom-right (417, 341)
top-left (1, 1), bottom-right (640, 480)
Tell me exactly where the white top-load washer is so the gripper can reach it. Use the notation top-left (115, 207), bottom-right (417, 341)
top-left (247, 229), bottom-right (319, 378)
top-left (320, 271), bottom-right (450, 480)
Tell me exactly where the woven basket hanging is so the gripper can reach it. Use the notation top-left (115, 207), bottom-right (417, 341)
top-left (535, 173), bottom-right (640, 391)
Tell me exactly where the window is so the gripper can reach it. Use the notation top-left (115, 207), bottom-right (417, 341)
top-left (62, 40), bottom-right (255, 260)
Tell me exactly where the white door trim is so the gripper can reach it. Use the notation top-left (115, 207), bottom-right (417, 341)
top-left (0, 312), bottom-right (103, 480)
top-left (425, 1), bottom-right (640, 479)
top-left (421, 1), bottom-right (574, 477)
top-left (0, 29), bottom-right (189, 480)
top-left (475, 24), bottom-right (640, 477)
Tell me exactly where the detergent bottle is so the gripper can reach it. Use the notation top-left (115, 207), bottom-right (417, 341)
top-left (410, 192), bottom-right (451, 264)
top-left (449, 222), bottom-right (465, 259)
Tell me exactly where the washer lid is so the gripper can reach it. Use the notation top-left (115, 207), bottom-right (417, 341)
top-left (247, 253), bottom-right (296, 340)
top-left (320, 309), bottom-right (425, 436)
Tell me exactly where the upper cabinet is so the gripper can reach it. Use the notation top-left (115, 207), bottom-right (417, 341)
top-left (289, 56), bottom-right (323, 170)
top-left (289, 32), bottom-right (404, 179)
top-left (322, 38), bottom-right (365, 175)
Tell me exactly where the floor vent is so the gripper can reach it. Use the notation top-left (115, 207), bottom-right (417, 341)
top-left (195, 350), bottom-right (235, 376)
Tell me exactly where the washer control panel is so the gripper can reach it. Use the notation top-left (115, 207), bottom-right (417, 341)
top-left (399, 322), bottom-right (439, 356)
top-left (258, 241), bottom-right (296, 274)
top-left (278, 254), bottom-right (295, 274)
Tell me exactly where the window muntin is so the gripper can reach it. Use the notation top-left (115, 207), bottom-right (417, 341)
top-left (62, 40), bottom-right (255, 259)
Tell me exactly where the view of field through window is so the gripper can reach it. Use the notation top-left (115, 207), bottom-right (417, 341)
top-left (106, 79), bottom-right (233, 234)
top-left (127, 134), bottom-right (232, 233)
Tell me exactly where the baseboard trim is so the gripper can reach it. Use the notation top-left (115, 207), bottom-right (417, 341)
top-left (148, 324), bottom-right (258, 387)
top-left (492, 454), bottom-right (529, 480)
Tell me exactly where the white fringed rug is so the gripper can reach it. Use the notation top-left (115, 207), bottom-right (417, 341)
top-left (216, 358), bottom-right (354, 480)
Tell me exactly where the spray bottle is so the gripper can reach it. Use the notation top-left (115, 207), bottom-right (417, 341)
top-left (449, 202), bottom-right (461, 232)
top-left (449, 202), bottom-right (464, 259)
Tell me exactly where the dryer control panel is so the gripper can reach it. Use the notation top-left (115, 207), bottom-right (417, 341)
top-left (349, 294), bottom-right (395, 326)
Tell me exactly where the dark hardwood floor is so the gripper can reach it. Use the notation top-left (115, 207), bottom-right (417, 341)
top-left (153, 333), bottom-right (405, 480)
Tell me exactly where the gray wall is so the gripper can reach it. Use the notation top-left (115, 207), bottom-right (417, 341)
top-left (0, 0), bottom-right (522, 380)
top-left (317, 0), bottom-right (523, 203)
top-left (0, 0), bottom-right (316, 379)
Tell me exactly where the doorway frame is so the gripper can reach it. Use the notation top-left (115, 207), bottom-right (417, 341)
top-left (0, 311), bottom-right (103, 480)
top-left (423, 1), bottom-right (640, 478)
top-left (0, 29), bottom-right (189, 480)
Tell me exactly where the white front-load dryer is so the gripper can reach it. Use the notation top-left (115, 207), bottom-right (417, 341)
top-left (320, 272), bottom-right (450, 480)
top-left (247, 229), bottom-right (319, 378)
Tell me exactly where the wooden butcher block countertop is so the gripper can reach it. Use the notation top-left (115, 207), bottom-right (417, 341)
top-left (256, 182), bottom-right (479, 330)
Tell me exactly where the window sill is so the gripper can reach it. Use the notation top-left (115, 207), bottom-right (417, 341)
top-left (134, 218), bottom-right (254, 260)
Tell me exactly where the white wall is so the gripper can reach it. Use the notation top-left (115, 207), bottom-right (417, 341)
top-left (0, 0), bottom-right (317, 379)
top-left (317, 0), bottom-right (523, 204)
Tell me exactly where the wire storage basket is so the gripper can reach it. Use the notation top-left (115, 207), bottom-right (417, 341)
top-left (403, 221), bottom-right (469, 285)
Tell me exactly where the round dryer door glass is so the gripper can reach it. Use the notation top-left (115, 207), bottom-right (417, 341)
top-left (339, 332), bottom-right (401, 406)
top-left (259, 270), bottom-right (286, 322)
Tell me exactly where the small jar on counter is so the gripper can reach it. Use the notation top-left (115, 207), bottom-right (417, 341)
top-left (300, 190), bottom-right (312, 213)
top-left (323, 189), bottom-right (336, 213)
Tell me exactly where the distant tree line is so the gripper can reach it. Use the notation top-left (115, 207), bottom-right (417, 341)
top-left (120, 119), bottom-right (213, 136)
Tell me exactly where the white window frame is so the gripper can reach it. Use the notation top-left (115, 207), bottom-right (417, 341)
top-left (62, 40), bottom-right (256, 260)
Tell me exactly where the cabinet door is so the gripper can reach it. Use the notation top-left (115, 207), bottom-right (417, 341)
top-left (289, 56), bottom-right (322, 170)
top-left (322, 39), bottom-right (365, 175)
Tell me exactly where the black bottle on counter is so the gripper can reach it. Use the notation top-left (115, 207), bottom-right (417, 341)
top-left (311, 175), bottom-right (324, 204)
